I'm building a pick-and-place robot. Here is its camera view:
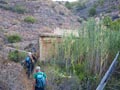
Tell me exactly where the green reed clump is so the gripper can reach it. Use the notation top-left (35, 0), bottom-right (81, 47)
top-left (51, 18), bottom-right (120, 90)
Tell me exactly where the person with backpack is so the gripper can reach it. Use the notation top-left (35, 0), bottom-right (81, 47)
top-left (25, 52), bottom-right (34, 78)
top-left (32, 52), bottom-right (38, 64)
top-left (33, 66), bottom-right (47, 90)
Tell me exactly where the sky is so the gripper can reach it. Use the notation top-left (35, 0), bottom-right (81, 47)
top-left (52, 0), bottom-right (78, 2)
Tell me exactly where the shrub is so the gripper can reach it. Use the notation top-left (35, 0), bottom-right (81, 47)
top-left (110, 19), bottom-right (120, 31)
top-left (0, 4), bottom-right (12, 10)
top-left (77, 18), bottom-right (83, 23)
top-left (0, 1), bottom-right (8, 4)
top-left (7, 35), bottom-right (21, 43)
top-left (24, 16), bottom-right (36, 23)
top-left (111, 5), bottom-right (117, 10)
top-left (75, 2), bottom-right (86, 10)
top-left (93, 3), bottom-right (98, 8)
top-left (106, 9), bottom-right (112, 13)
top-left (74, 63), bottom-right (86, 80)
top-left (98, 0), bottom-right (104, 6)
top-left (118, 6), bottom-right (120, 10)
top-left (12, 5), bottom-right (26, 14)
top-left (0, 5), bottom-right (26, 14)
top-left (8, 50), bottom-right (26, 62)
top-left (103, 16), bottom-right (112, 26)
top-left (103, 16), bottom-right (120, 31)
top-left (65, 2), bottom-right (72, 9)
top-left (89, 7), bottom-right (96, 16)
top-left (65, 1), bottom-right (86, 10)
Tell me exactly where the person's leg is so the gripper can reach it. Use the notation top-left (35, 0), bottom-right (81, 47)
top-left (31, 63), bottom-right (34, 73)
top-left (27, 65), bottom-right (31, 78)
top-left (39, 87), bottom-right (44, 90)
top-left (35, 87), bottom-right (44, 90)
top-left (35, 87), bottom-right (38, 90)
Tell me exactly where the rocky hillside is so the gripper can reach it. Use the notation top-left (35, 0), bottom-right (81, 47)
top-left (0, 0), bottom-right (80, 41)
top-left (0, 0), bottom-right (81, 59)
top-left (0, 58), bottom-right (32, 90)
top-left (0, 1), bottom-right (81, 90)
top-left (69, 0), bottom-right (120, 19)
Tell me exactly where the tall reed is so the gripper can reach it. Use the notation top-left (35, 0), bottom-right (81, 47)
top-left (51, 18), bottom-right (120, 89)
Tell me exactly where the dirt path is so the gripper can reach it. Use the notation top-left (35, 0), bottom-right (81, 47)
top-left (0, 59), bottom-right (33, 90)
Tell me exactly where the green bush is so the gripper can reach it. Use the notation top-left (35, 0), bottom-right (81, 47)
top-left (110, 19), bottom-right (120, 31)
top-left (24, 16), bottom-right (36, 23)
top-left (93, 3), bottom-right (98, 8)
top-left (103, 16), bottom-right (112, 26)
top-left (118, 6), bottom-right (120, 10)
top-left (8, 50), bottom-right (26, 62)
top-left (0, 1), bottom-right (8, 4)
top-left (0, 5), bottom-right (26, 14)
top-left (75, 2), bottom-right (86, 10)
top-left (103, 16), bottom-right (120, 31)
top-left (77, 18), bottom-right (83, 23)
top-left (12, 5), bottom-right (26, 14)
top-left (111, 5), bottom-right (117, 10)
top-left (65, 1), bottom-right (86, 10)
top-left (7, 35), bottom-right (21, 43)
top-left (0, 4), bottom-right (12, 10)
top-left (106, 9), bottom-right (112, 13)
top-left (74, 63), bottom-right (86, 80)
top-left (89, 7), bottom-right (96, 16)
top-left (98, 0), bottom-right (104, 6)
top-left (65, 2), bottom-right (72, 9)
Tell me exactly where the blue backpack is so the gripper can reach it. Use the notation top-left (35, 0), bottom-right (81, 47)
top-left (25, 56), bottom-right (31, 67)
top-left (36, 73), bottom-right (46, 88)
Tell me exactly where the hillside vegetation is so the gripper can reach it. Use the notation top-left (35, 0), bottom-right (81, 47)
top-left (0, 0), bottom-right (80, 41)
top-left (65, 0), bottom-right (120, 19)
top-left (42, 17), bottom-right (120, 90)
top-left (0, 59), bottom-right (32, 90)
top-left (0, 0), bottom-right (80, 61)
top-left (0, 0), bottom-right (120, 90)
top-left (0, 0), bottom-right (80, 90)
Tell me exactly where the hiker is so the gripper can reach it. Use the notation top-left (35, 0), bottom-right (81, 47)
top-left (25, 52), bottom-right (34, 78)
top-left (31, 47), bottom-right (39, 63)
top-left (33, 66), bottom-right (47, 90)
top-left (32, 52), bottom-right (38, 64)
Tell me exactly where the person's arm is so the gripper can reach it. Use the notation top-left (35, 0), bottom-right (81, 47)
top-left (32, 54), bottom-right (37, 62)
top-left (30, 54), bottom-right (34, 63)
top-left (45, 77), bottom-right (48, 85)
top-left (43, 72), bottom-right (48, 85)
